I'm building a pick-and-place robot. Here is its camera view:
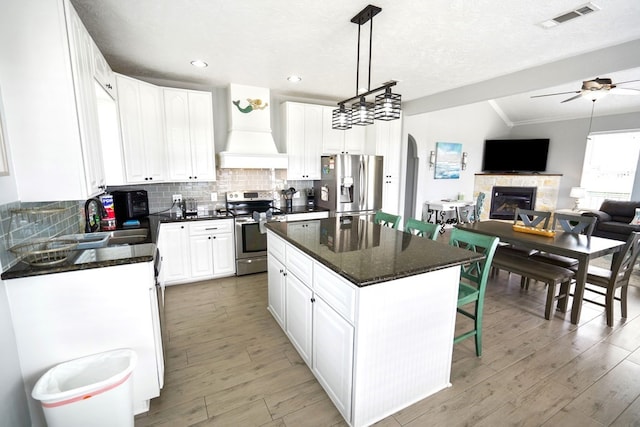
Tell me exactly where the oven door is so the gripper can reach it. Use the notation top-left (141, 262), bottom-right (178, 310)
top-left (235, 220), bottom-right (268, 275)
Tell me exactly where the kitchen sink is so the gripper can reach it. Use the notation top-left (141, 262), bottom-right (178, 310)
top-left (106, 228), bottom-right (149, 245)
top-left (54, 228), bottom-right (149, 249)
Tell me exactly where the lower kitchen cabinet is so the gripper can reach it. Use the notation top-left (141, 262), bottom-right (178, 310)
top-left (157, 222), bottom-right (190, 284)
top-left (4, 261), bottom-right (162, 424)
top-left (266, 230), bottom-right (354, 423)
top-left (158, 219), bottom-right (235, 285)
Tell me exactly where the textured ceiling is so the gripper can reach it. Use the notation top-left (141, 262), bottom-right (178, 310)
top-left (70, 0), bottom-right (640, 121)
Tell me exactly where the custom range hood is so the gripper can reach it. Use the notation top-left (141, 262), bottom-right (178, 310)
top-left (218, 84), bottom-right (288, 169)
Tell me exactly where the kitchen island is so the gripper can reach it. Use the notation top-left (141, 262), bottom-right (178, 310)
top-left (265, 217), bottom-right (483, 427)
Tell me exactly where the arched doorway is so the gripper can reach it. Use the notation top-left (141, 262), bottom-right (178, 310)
top-left (404, 135), bottom-right (418, 221)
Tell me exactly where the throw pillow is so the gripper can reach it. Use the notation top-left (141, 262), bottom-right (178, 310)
top-left (630, 208), bottom-right (640, 225)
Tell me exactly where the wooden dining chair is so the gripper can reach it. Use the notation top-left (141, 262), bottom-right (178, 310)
top-left (553, 212), bottom-right (597, 236)
top-left (449, 228), bottom-right (499, 357)
top-left (579, 231), bottom-right (640, 327)
top-left (530, 213), bottom-right (597, 269)
top-left (374, 210), bottom-right (401, 229)
top-left (404, 218), bottom-right (440, 240)
top-left (492, 208), bottom-right (553, 277)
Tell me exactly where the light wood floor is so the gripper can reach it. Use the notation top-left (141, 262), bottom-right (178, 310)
top-left (135, 267), bottom-right (640, 427)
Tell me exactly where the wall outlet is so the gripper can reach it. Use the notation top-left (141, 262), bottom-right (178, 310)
top-left (172, 194), bottom-right (182, 203)
top-left (210, 193), bottom-right (218, 202)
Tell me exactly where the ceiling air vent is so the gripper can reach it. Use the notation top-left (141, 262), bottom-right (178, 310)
top-left (538, 2), bottom-right (601, 28)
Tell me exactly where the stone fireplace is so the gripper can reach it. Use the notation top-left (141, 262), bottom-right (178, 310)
top-left (474, 173), bottom-right (561, 221)
top-left (489, 186), bottom-right (537, 220)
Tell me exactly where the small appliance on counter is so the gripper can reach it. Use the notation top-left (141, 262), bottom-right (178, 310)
top-left (112, 189), bottom-right (150, 226)
top-left (305, 188), bottom-right (315, 208)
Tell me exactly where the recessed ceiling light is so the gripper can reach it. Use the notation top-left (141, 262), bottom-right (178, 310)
top-left (287, 75), bottom-right (302, 83)
top-left (190, 60), bottom-right (208, 68)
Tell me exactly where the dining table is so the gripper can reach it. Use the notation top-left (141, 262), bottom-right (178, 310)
top-left (456, 220), bottom-right (626, 324)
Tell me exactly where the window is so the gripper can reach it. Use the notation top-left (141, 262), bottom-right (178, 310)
top-left (580, 130), bottom-right (640, 209)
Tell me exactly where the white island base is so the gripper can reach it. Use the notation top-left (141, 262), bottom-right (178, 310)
top-left (267, 231), bottom-right (460, 427)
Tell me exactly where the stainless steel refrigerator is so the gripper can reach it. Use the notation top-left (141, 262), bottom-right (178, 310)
top-left (314, 154), bottom-right (383, 216)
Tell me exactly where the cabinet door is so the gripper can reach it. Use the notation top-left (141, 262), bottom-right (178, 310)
top-left (322, 106), bottom-right (345, 154)
top-left (313, 296), bottom-right (354, 422)
top-left (188, 91), bottom-right (216, 180)
top-left (117, 74), bottom-right (166, 184)
top-left (66, 3), bottom-right (105, 195)
top-left (91, 38), bottom-right (116, 100)
top-left (343, 125), bottom-right (366, 154)
top-left (376, 117), bottom-right (402, 214)
top-left (285, 103), bottom-right (306, 180)
top-left (164, 89), bottom-right (193, 181)
top-left (267, 255), bottom-right (286, 329)
top-left (211, 232), bottom-right (235, 277)
top-left (303, 105), bottom-right (323, 180)
top-left (285, 273), bottom-right (313, 366)
top-left (285, 103), bottom-right (322, 180)
top-left (158, 223), bottom-right (190, 284)
top-left (189, 234), bottom-right (214, 279)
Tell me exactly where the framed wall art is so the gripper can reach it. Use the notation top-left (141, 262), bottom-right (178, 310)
top-left (434, 142), bottom-right (462, 179)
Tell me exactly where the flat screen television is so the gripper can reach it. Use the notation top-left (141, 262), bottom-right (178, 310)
top-left (482, 139), bottom-right (549, 172)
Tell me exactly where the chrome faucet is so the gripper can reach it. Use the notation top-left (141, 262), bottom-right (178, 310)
top-left (84, 198), bottom-right (106, 233)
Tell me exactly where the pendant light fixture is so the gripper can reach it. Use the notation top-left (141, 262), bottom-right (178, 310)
top-left (332, 4), bottom-right (401, 130)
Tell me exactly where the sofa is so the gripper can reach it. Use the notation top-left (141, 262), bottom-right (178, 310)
top-left (581, 199), bottom-right (640, 241)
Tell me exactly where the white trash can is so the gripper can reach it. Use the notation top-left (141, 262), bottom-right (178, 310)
top-left (32, 348), bottom-right (137, 427)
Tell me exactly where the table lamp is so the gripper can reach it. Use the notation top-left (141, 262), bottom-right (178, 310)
top-left (569, 187), bottom-right (587, 210)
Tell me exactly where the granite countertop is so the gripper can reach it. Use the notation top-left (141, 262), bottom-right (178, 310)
top-left (266, 217), bottom-right (484, 287)
top-left (1, 243), bottom-right (157, 280)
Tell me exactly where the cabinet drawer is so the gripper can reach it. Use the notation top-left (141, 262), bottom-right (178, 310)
top-left (189, 219), bottom-right (233, 235)
top-left (313, 262), bottom-right (356, 324)
top-left (267, 232), bottom-right (286, 262)
top-left (286, 245), bottom-right (313, 285)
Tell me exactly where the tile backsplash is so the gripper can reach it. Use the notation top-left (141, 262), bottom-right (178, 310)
top-left (0, 200), bottom-right (82, 271)
top-left (1, 168), bottom-right (315, 272)
top-left (108, 168), bottom-right (311, 214)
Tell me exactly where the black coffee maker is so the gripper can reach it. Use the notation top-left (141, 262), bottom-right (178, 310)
top-left (305, 188), bottom-right (315, 208)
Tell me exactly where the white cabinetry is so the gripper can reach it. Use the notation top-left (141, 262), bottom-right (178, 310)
top-left (189, 220), bottom-right (235, 279)
top-left (7, 0), bottom-right (111, 200)
top-left (5, 260), bottom-right (163, 424)
top-left (159, 219), bottom-right (235, 285)
top-left (322, 107), bottom-right (367, 155)
top-left (157, 222), bottom-right (190, 284)
top-left (164, 88), bottom-right (216, 182)
top-left (283, 102), bottom-right (323, 180)
top-left (266, 230), bottom-right (354, 422)
top-left (91, 38), bottom-right (116, 99)
top-left (375, 116), bottom-right (403, 215)
top-left (116, 74), bottom-right (166, 183)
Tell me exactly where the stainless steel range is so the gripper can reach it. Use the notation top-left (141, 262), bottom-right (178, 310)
top-left (226, 190), bottom-right (285, 276)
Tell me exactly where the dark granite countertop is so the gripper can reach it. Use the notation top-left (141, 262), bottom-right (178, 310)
top-left (1, 243), bottom-right (157, 280)
top-left (266, 217), bottom-right (484, 287)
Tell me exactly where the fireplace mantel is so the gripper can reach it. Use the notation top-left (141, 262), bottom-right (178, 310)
top-left (474, 173), bottom-right (562, 221)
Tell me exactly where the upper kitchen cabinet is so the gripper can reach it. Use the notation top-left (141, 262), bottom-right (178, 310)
top-left (164, 88), bottom-right (216, 182)
top-left (116, 74), bottom-right (167, 184)
top-left (321, 107), bottom-right (367, 155)
top-left (283, 102), bottom-right (323, 180)
top-left (91, 38), bottom-right (116, 100)
top-left (374, 115), bottom-right (403, 214)
top-left (5, 0), bottom-right (106, 201)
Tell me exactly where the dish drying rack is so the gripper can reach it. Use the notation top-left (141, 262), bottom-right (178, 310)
top-left (7, 207), bottom-right (77, 267)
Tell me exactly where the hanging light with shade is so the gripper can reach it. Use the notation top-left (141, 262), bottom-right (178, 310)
top-left (332, 5), bottom-right (402, 130)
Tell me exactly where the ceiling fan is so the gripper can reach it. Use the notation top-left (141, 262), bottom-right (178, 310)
top-left (531, 77), bottom-right (640, 103)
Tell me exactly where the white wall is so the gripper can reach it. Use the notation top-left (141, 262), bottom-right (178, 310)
top-left (0, 0), bottom-right (32, 425)
top-left (405, 101), bottom-right (511, 219)
top-left (508, 111), bottom-right (640, 209)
